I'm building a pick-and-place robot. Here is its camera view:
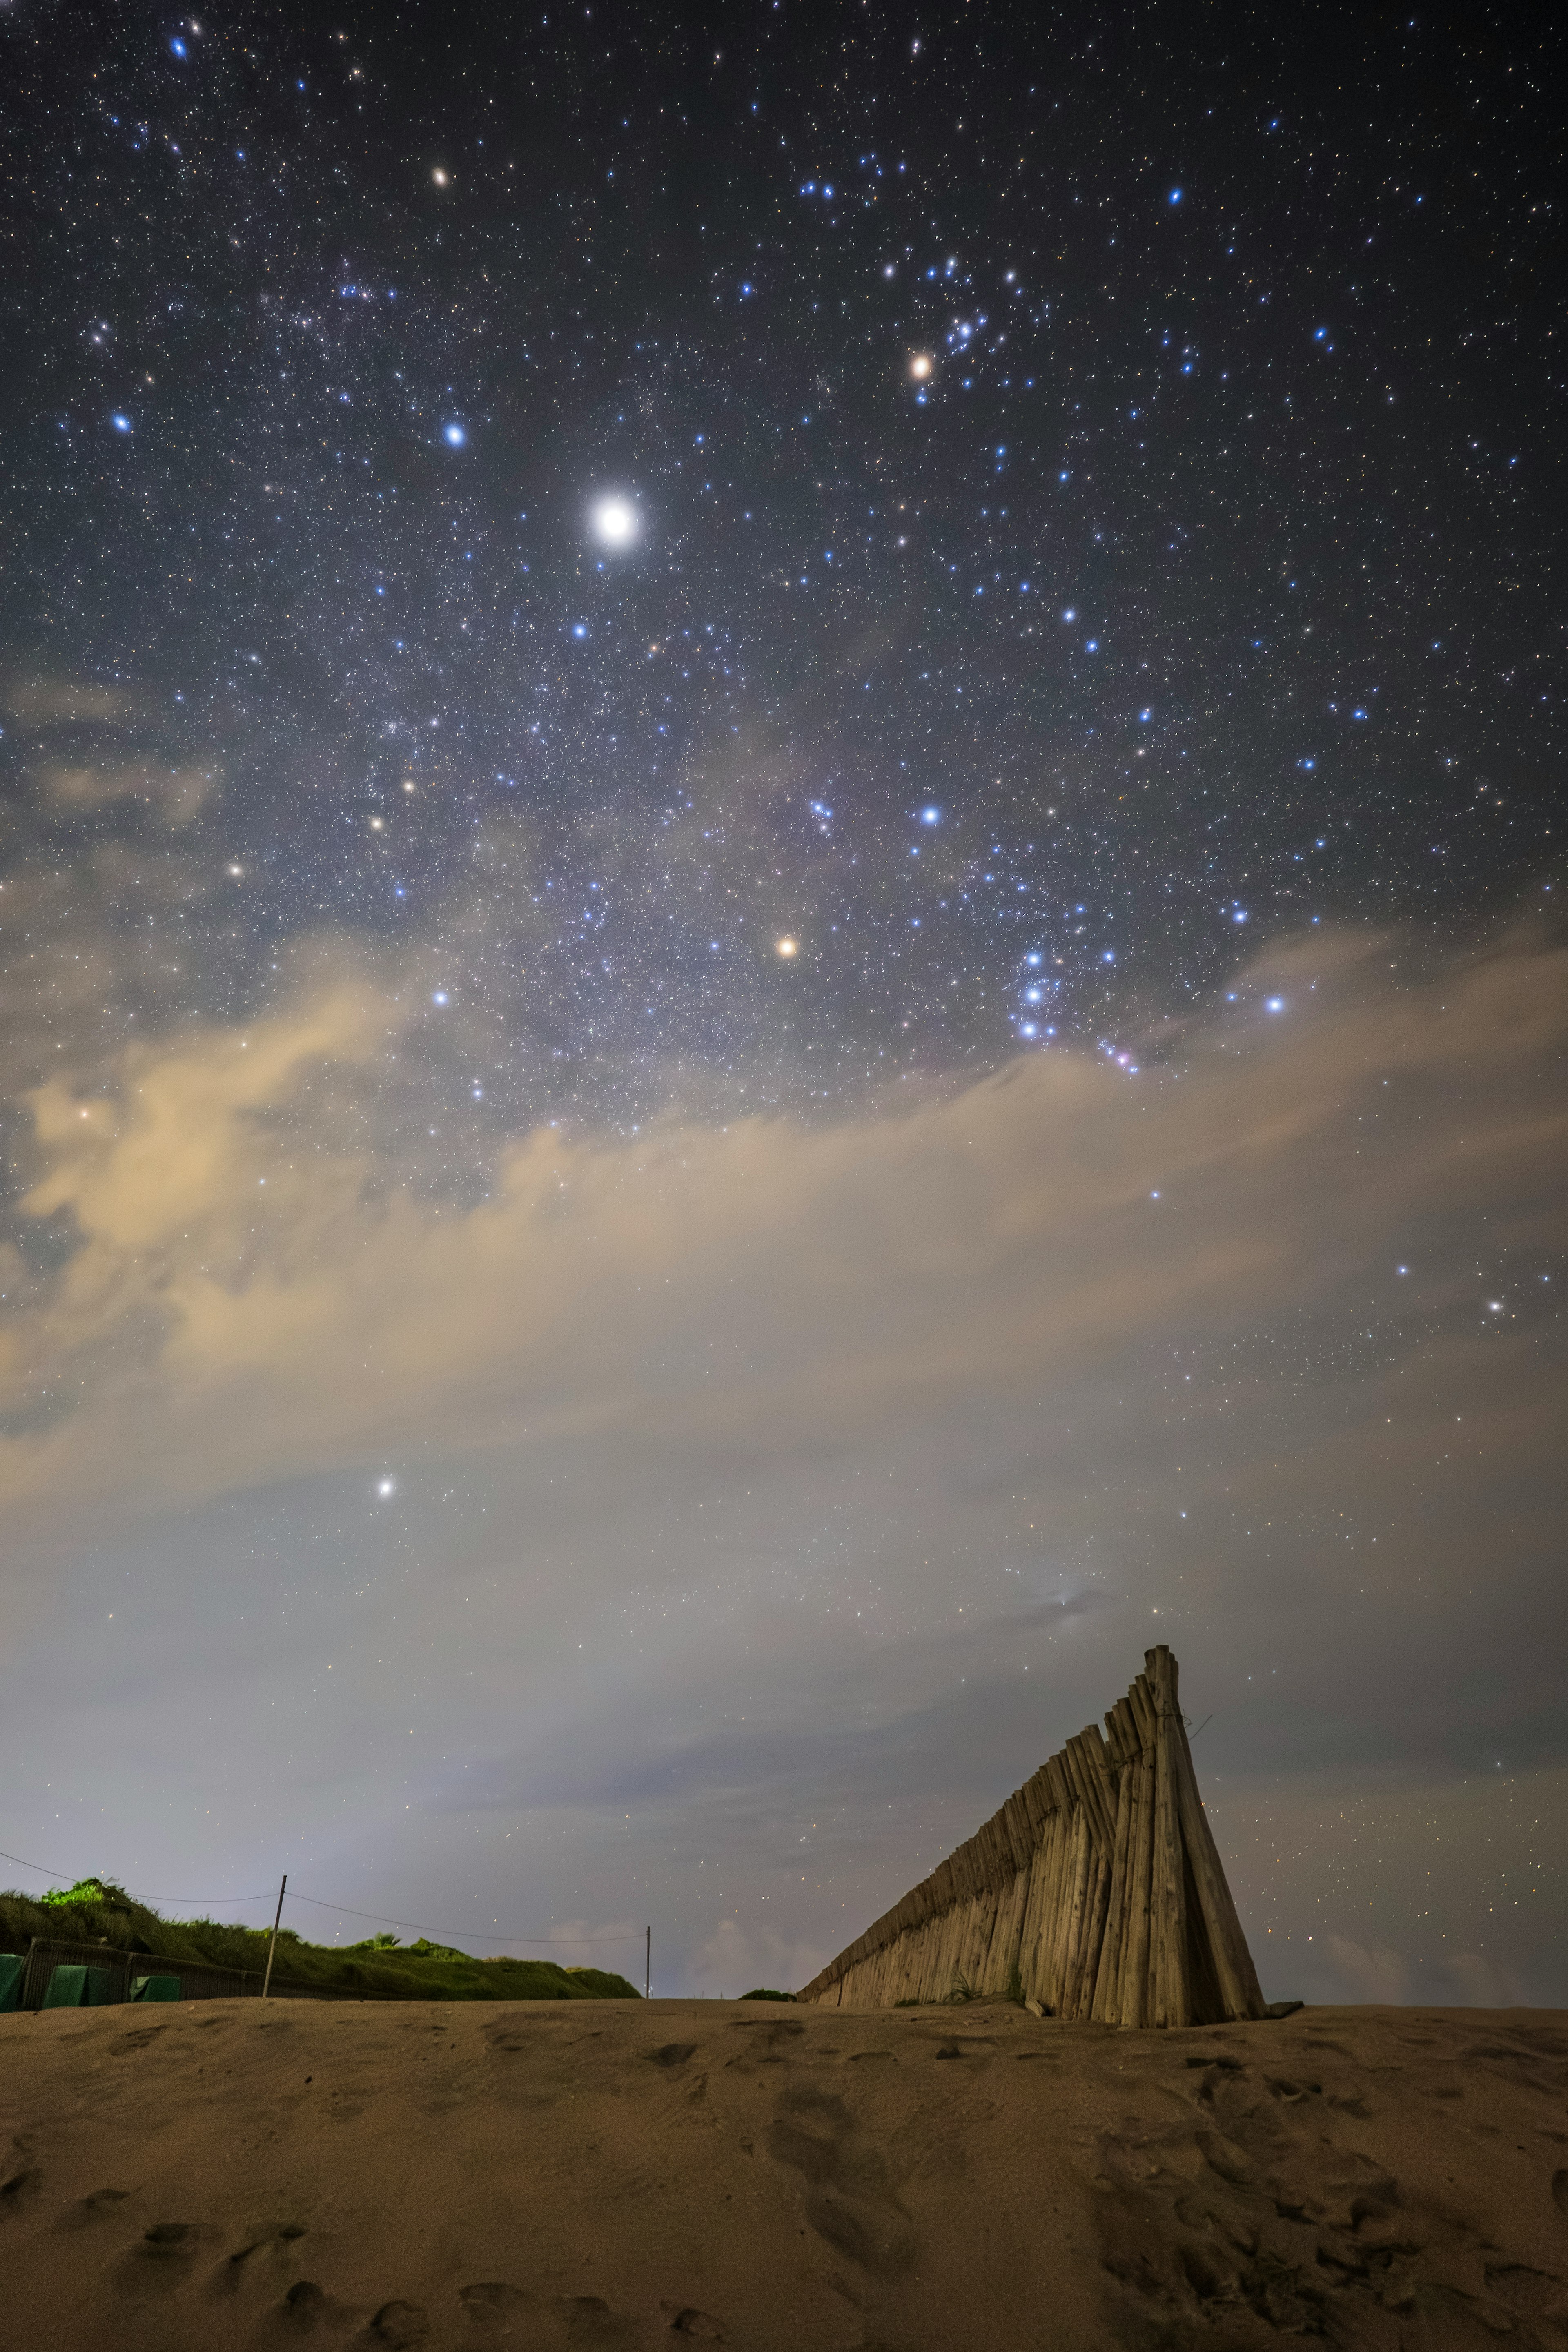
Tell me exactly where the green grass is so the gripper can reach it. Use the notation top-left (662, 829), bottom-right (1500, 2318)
top-left (0, 1879), bottom-right (640, 2003)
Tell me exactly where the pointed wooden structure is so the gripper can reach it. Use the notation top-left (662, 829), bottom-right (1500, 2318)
top-left (796, 1646), bottom-right (1264, 2024)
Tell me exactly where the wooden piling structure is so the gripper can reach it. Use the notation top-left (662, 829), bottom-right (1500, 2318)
top-left (795, 1647), bottom-right (1264, 2027)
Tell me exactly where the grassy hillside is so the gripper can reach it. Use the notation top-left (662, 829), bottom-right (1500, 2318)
top-left (0, 1879), bottom-right (640, 2002)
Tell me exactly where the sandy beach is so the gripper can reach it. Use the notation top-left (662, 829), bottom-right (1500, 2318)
top-left (1, 1997), bottom-right (1565, 2348)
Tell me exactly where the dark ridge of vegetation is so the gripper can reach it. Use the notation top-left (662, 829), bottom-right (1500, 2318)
top-left (1, 1879), bottom-right (640, 2002)
top-left (740, 1986), bottom-right (797, 2002)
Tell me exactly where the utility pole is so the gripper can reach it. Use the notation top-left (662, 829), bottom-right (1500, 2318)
top-left (645, 1923), bottom-right (650, 2001)
top-left (261, 1875), bottom-right (287, 1999)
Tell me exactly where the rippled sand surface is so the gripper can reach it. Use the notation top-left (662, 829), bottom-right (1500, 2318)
top-left (2, 1998), bottom-right (1565, 2348)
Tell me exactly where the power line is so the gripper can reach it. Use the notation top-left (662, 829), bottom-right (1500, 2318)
top-left (0, 1846), bottom-right (271, 1904)
top-left (0, 1844), bottom-right (98, 1886)
top-left (283, 1890), bottom-right (643, 1946)
top-left (1, 1846), bottom-right (642, 1948)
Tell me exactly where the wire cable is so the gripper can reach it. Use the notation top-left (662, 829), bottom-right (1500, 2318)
top-left (0, 1847), bottom-right (271, 1905)
top-left (0, 1844), bottom-right (93, 1885)
top-left (1, 1846), bottom-right (642, 1947)
top-left (282, 1890), bottom-right (643, 1945)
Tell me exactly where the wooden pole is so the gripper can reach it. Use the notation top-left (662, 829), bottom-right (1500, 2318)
top-left (261, 1875), bottom-right (287, 2001)
top-left (1172, 1718), bottom-right (1265, 2019)
top-left (1120, 1746), bottom-right (1154, 2028)
top-left (1091, 1758), bottom-right (1134, 2022)
top-left (645, 1924), bottom-right (650, 2000)
top-left (1148, 1648), bottom-right (1192, 2029)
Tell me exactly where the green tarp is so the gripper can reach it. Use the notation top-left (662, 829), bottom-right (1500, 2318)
top-left (131, 1975), bottom-right (181, 2002)
top-left (42, 1964), bottom-right (88, 2007)
top-left (41, 1965), bottom-right (118, 2007)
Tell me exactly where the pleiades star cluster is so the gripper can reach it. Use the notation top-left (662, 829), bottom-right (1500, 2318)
top-left (1, 0), bottom-right (1557, 1181)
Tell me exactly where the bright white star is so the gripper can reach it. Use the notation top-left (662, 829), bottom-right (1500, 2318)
top-left (591, 495), bottom-right (639, 547)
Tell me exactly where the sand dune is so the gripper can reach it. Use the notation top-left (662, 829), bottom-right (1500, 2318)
top-left (2, 1998), bottom-right (1566, 2348)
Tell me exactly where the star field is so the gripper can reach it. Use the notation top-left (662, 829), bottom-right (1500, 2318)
top-left (2, 0), bottom-right (1559, 1169)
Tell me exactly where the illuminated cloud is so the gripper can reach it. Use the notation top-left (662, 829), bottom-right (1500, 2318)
top-left (1, 930), bottom-right (1563, 1998)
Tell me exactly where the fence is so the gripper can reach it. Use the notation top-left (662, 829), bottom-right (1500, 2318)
top-left (797, 1644), bottom-right (1265, 2027)
top-left (7, 1937), bottom-right (353, 2012)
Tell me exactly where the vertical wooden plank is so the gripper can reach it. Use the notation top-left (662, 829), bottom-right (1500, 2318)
top-left (1000, 1792), bottom-right (1033, 1879)
top-left (1091, 1758), bottom-right (1135, 2022)
top-left (1073, 1850), bottom-right (1113, 2020)
top-left (1127, 1670), bottom-right (1157, 1749)
top-left (961, 1892), bottom-right (991, 1991)
top-left (993, 1864), bottom-right (1029, 1994)
top-left (1148, 1645), bottom-right (1192, 2029)
top-left (1119, 1746), bottom-right (1154, 2028)
top-left (934, 1904), bottom-right (955, 2001)
top-left (1040, 1808), bottom-right (1070, 2015)
top-left (1172, 1709), bottom-right (1266, 2019)
top-left (918, 1917), bottom-right (938, 2001)
top-left (1018, 1812), bottom-right (1059, 2006)
top-left (1025, 1808), bottom-right (1061, 2008)
top-left (974, 1886), bottom-right (998, 1997)
top-left (1074, 1727), bottom-right (1119, 1853)
top-left (1049, 1806), bottom-right (1089, 2015)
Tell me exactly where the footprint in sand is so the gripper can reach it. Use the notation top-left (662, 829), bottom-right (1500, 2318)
top-left (75, 2187), bottom-right (133, 2226)
top-left (370, 2301), bottom-right (430, 2347)
top-left (142, 2220), bottom-right (200, 2255)
top-left (649, 2043), bottom-right (699, 2069)
top-left (766, 2085), bottom-right (918, 2280)
top-left (659, 2304), bottom-right (726, 2339)
top-left (229, 2218), bottom-right (310, 2274)
top-left (551, 2293), bottom-right (650, 2348)
top-left (120, 2219), bottom-right (219, 2298)
top-left (109, 2025), bottom-right (168, 2055)
top-left (459, 2280), bottom-right (531, 2331)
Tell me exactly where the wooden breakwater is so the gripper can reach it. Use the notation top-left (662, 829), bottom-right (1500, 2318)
top-left (796, 1645), bottom-right (1264, 2026)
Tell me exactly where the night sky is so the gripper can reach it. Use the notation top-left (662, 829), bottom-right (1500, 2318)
top-left (2, 0), bottom-right (1563, 2002)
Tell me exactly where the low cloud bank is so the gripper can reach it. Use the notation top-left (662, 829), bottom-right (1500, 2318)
top-left (1, 927), bottom-right (1563, 1996)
